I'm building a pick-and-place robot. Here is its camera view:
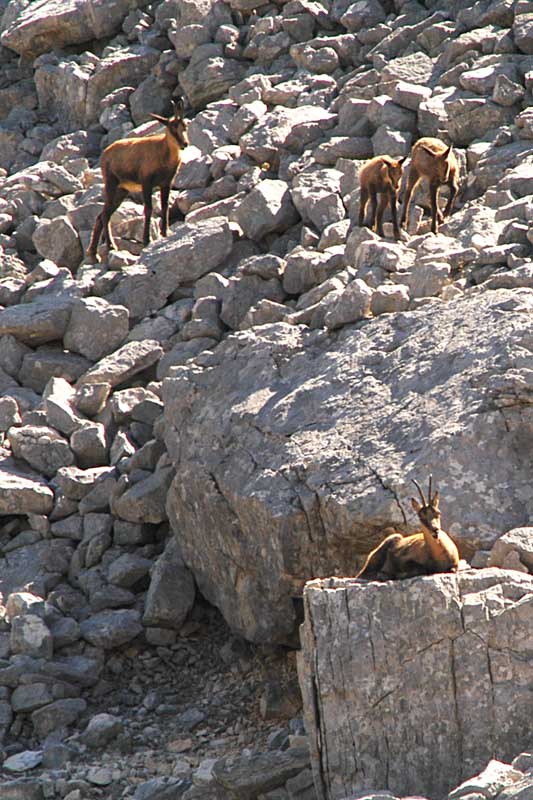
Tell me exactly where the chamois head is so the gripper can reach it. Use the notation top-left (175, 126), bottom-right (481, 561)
top-left (433, 145), bottom-right (453, 183)
top-left (382, 156), bottom-right (405, 191)
top-left (151, 97), bottom-right (189, 149)
top-left (411, 475), bottom-right (441, 538)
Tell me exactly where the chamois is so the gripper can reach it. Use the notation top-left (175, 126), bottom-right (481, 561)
top-left (356, 476), bottom-right (460, 580)
top-left (400, 137), bottom-right (459, 234)
top-left (87, 97), bottom-right (189, 261)
top-left (358, 155), bottom-right (405, 240)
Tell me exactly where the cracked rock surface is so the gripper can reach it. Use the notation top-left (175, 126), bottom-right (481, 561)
top-left (298, 569), bottom-right (533, 800)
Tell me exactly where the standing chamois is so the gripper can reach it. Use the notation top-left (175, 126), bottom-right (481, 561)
top-left (87, 97), bottom-right (189, 261)
top-left (356, 476), bottom-right (460, 580)
top-left (358, 155), bottom-right (405, 240)
top-left (400, 137), bottom-right (459, 234)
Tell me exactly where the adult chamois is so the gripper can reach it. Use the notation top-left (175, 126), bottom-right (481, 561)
top-left (400, 137), bottom-right (459, 234)
top-left (87, 97), bottom-right (189, 261)
top-left (356, 476), bottom-right (460, 580)
top-left (358, 155), bottom-right (405, 240)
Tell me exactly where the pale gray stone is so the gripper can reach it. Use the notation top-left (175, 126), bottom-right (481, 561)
top-left (79, 609), bottom-right (142, 649)
top-left (488, 528), bottom-right (533, 573)
top-left (107, 553), bottom-right (153, 588)
top-left (32, 216), bottom-right (82, 270)
top-left (0, 467), bottom-right (54, 516)
top-left (221, 275), bottom-right (286, 331)
top-left (80, 713), bottom-right (123, 749)
top-left (299, 571), bottom-right (533, 799)
top-left (324, 279), bottom-right (373, 329)
top-left (31, 697), bottom-right (87, 739)
top-left (77, 340), bottom-right (162, 389)
top-left (240, 106), bottom-right (336, 166)
top-left (10, 614), bottom-right (53, 659)
top-left (143, 537), bottom-right (195, 630)
top-left (111, 466), bottom-right (173, 524)
top-left (8, 425), bottom-right (74, 478)
top-left (0, 297), bottom-right (73, 346)
top-left (234, 180), bottom-right (299, 241)
top-left (64, 297), bottom-right (129, 361)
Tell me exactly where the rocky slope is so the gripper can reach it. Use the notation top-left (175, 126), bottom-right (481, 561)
top-left (0, 0), bottom-right (532, 797)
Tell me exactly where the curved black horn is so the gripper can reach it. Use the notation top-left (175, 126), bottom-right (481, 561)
top-left (172, 96), bottom-right (184, 116)
top-left (412, 478), bottom-right (426, 506)
top-left (428, 474), bottom-right (433, 504)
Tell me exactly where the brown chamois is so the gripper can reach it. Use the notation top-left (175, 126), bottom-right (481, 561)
top-left (400, 137), bottom-right (459, 234)
top-left (87, 97), bottom-right (189, 261)
top-left (358, 155), bottom-right (405, 240)
top-left (356, 476), bottom-right (460, 580)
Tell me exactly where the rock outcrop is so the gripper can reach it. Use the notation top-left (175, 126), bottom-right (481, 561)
top-left (298, 569), bottom-right (533, 800)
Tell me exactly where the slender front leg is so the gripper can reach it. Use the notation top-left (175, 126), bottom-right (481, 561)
top-left (369, 189), bottom-right (378, 231)
top-left (400, 168), bottom-right (419, 229)
top-left (358, 187), bottom-right (369, 229)
top-left (390, 192), bottom-right (400, 239)
top-left (375, 193), bottom-right (389, 237)
top-left (443, 177), bottom-right (458, 217)
top-left (160, 185), bottom-right (171, 236)
top-left (429, 182), bottom-right (439, 233)
top-left (142, 184), bottom-right (153, 246)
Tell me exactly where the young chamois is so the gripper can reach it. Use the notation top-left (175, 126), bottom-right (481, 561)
top-left (358, 155), bottom-right (405, 240)
top-left (400, 137), bottom-right (459, 234)
top-left (87, 97), bottom-right (189, 261)
top-left (356, 476), bottom-right (460, 580)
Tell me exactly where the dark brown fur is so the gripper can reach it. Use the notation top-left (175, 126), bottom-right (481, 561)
top-left (400, 137), bottom-right (459, 234)
top-left (87, 98), bottom-right (188, 261)
top-left (356, 477), bottom-right (460, 580)
top-left (358, 155), bottom-right (405, 240)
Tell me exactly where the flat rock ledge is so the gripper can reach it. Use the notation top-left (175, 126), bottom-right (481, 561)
top-left (298, 568), bottom-right (533, 800)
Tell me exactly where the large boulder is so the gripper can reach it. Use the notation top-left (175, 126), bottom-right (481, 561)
top-left (1, 0), bottom-right (152, 58)
top-left (298, 570), bottom-right (533, 799)
top-left (163, 288), bottom-right (533, 644)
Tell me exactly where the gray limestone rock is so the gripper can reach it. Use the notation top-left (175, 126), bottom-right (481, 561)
top-left (233, 180), bottom-right (299, 241)
top-left (79, 609), bottom-right (142, 649)
top-left (143, 537), bottom-right (195, 630)
top-left (0, 466), bottom-right (54, 516)
top-left (77, 340), bottom-right (163, 389)
top-left (299, 570), bottom-right (533, 799)
top-left (488, 528), bottom-right (533, 573)
top-left (163, 289), bottom-right (533, 643)
top-left (0, 298), bottom-right (73, 346)
top-left (8, 425), bottom-right (74, 478)
top-left (63, 297), bottom-right (129, 361)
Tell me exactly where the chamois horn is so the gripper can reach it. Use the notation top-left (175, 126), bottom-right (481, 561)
top-left (428, 474), bottom-right (433, 505)
top-left (412, 478), bottom-right (426, 506)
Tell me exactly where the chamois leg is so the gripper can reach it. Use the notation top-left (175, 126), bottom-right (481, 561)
top-left (390, 192), bottom-right (400, 239)
top-left (369, 189), bottom-right (378, 232)
top-left (375, 193), bottom-right (389, 238)
top-left (443, 177), bottom-right (458, 218)
top-left (356, 534), bottom-right (403, 579)
top-left (142, 183), bottom-right (154, 246)
top-left (429, 181), bottom-right (440, 233)
top-left (160, 185), bottom-right (170, 237)
top-left (358, 187), bottom-right (369, 228)
top-left (400, 168), bottom-right (420, 229)
top-left (102, 186), bottom-right (128, 251)
top-left (87, 212), bottom-right (104, 261)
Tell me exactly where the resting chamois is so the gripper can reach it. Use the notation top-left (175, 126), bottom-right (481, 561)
top-left (356, 476), bottom-right (460, 580)
top-left (87, 97), bottom-right (189, 261)
top-left (400, 137), bottom-right (459, 234)
top-left (358, 155), bottom-right (405, 240)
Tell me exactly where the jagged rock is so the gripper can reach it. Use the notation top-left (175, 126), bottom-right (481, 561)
top-left (8, 425), bottom-right (74, 478)
top-left (80, 713), bottom-right (123, 749)
top-left (71, 422), bottom-right (108, 468)
top-left (107, 553), bottom-right (153, 588)
top-left (1, 0), bottom-right (153, 58)
top-left (111, 466), bottom-right (173, 524)
top-left (0, 465), bottom-right (54, 515)
top-left (213, 747), bottom-right (311, 798)
top-left (233, 180), bottom-right (299, 240)
top-left (514, 13), bottom-right (533, 55)
top-left (221, 274), bottom-right (285, 331)
top-left (449, 760), bottom-right (525, 800)
top-left (10, 614), bottom-right (53, 659)
top-left (77, 340), bottom-right (162, 389)
top-left (112, 218), bottom-right (234, 318)
top-left (299, 570), bottom-right (533, 799)
top-left (143, 537), bottom-right (195, 630)
top-left (79, 609), bottom-right (142, 649)
top-left (163, 289), bottom-right (533, 643)
top-left (20, 348), bottom-right (91, 394)
top-left (32, 216), bottom-right (83, 270)
top-left (34, 46), bottom-right (159, 130)
top-left (181, 51), bottom-right (248, 109)
top-left (323, 279), bottom-right (373, 329)
top-left (0, 297), bottom-right (73, 346)
top-left (291, 169), bottom-right (344, 231)
top-left (240, 106), bottom-right (336, 167)
top-left (488, 528), bottom-right (533, 573)
top-left (31, 697), bottom-right (87, 739)
top-left (63, 297), bottom-right (129, 361)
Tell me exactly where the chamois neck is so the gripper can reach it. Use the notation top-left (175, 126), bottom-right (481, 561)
top-left (164, 128), bottom-right (182, 156)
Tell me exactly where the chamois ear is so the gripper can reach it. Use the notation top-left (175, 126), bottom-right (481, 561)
top-left (442, 145), bottom-right (452, 159)
top-left (397, 156), bottom-right (406, 165)
top-left (411, 497), bottom-right (422, 512)
top-left (172, 96), bottom-right (185, 118)
top-left (432, 490), bottom-right (440, 509)
top-left (149, 113), bottom-right (169, 125)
